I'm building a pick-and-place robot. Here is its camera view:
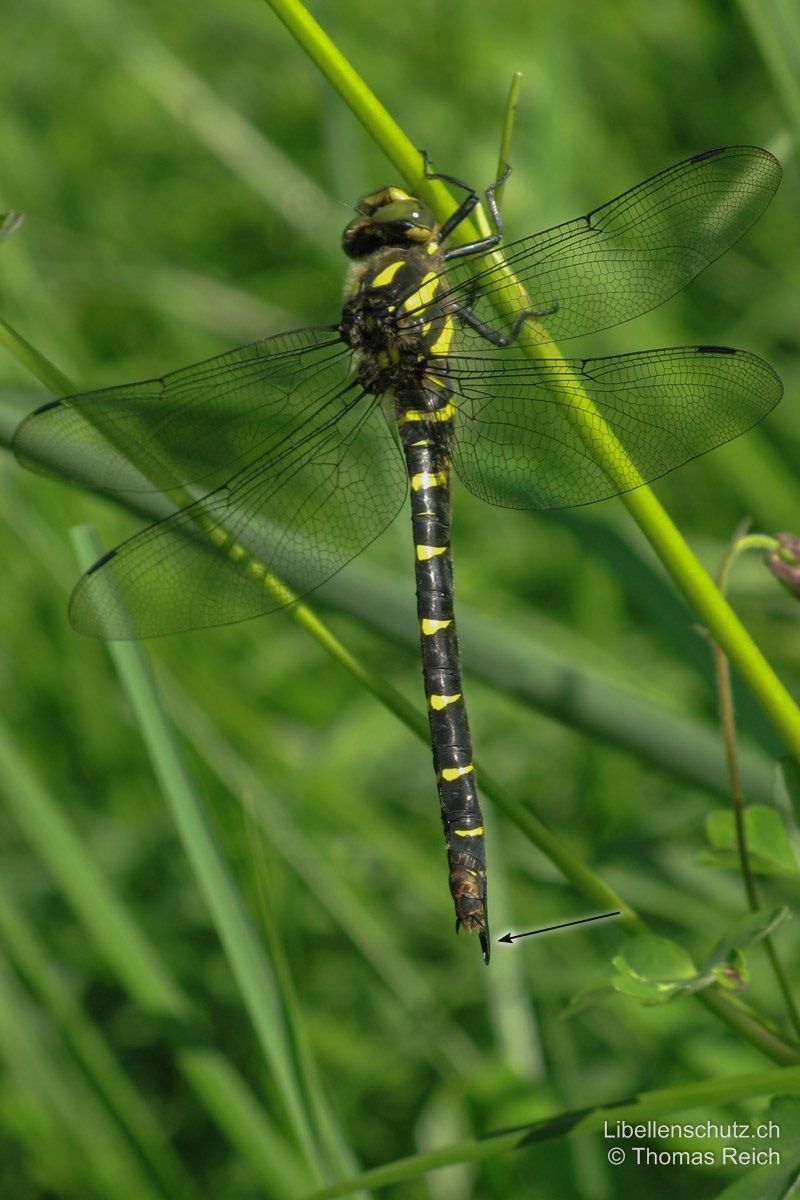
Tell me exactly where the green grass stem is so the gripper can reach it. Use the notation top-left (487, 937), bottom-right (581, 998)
top-left (738, 0), bottom-right (800, 140)
top-left (303, 1064), bottom-right (800, 1198)
top-left (0, 314), bottom-right (73, 395)
top-left (0, 712), bottom-right (307, 1196)
top-left (0, 960), bottom-right (166, 1200)
top-left (0, 879), bottom-right (200, 1199)
top-left (70, 523), bottom-right (343, 1187)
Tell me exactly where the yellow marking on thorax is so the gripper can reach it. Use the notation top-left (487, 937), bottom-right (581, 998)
top-left (410, 470), bottom-right (447, 491)
top-left (429, 693), bottom-right (461, 710)
top-left (403, 271), bottom-right (439, 313)
top-left (453, 826), bottom-right (484, 838)
top-left (371, 260), bottom-right (404, 289)
top-left (399, 401), bottom-right (455, 424)
top-left (429, 314), bottom-right (454, 358)
top-left (420, 618), bottom-right (451, 635)
top-left (439, 764), bottom-right (474, 782)
top-left (416, 544), bottom-right (447, 561)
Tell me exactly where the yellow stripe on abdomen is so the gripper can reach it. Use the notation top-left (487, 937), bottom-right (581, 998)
top-left (399, 401), bottom-right (455, 424)
top-left (421, 618), bottom-right (451, 635)
top-left (410, 470), bottom-right (447, 491)
top-left (439, 764), bottom-right (474, 782)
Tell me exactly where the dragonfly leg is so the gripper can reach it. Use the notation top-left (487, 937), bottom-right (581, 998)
top-left (456, 295), bottom-right (560, 347)
top-left (440, 162), bottom-right (512, 256)
top-left (419, 150), bottom-right (512, 255)
top-left (441, 164), bottom-right (512, 258)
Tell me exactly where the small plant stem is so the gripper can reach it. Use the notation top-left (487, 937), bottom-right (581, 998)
top-left (626, 489), bottom-right (800, 756)
top-left (70, 526), bottom-right (330, 1185)
top-left (265, 0), bottom-right (432, 203)
top-left (715, 525), bottom-right (765, 914)
top-left (0, 314), bottom-right (73, 394)
top-left (713, 528), bottom-right (800, 1039)
top-left (496, 72), bottom-right (522, 181)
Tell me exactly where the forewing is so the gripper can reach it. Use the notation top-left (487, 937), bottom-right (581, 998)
top-left (450, 347), bottom-right (782, 509)
top-left (441, 146), bottom-right (780, 346)
top-left (13, 326), bottom-right (350, 493)
top-left (70, 395), bottom-right (407, 638)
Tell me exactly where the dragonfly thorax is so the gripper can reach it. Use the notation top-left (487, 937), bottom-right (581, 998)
top-left (340, 240), bottom-right (454, 403)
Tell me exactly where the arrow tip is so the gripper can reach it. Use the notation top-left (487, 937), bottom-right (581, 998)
top-left (498, 932), bottom-right (514, 944)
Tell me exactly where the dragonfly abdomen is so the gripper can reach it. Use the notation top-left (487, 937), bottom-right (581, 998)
top-left (400, 397), bottom-right (489, 962)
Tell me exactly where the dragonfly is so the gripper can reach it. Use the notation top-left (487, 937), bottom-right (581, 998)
top-left (14, 144), bottom-right (782, 962)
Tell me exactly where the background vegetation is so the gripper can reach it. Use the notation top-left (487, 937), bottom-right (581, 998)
top-left (1, 0), bottom-right (800, 1196)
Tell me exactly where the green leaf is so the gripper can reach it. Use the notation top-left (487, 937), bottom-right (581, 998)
top-left (703, 805), bottom-right (800, 877)
top-left (609, 935), bottom-right (702, 1004)
top-left (576, 910), bottom-right (791, 1009)
top-left (614, 935), bottom-right (698, 982)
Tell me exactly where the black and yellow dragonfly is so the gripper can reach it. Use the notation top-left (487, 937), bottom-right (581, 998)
top-left (14, 145), bottom-right (782, 961)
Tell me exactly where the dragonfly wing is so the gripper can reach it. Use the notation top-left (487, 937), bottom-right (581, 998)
top-left (442, 146), bottom-right (780, 346)
top-left (14, 326), bottom-right (349, 493)
top-left (70, 394), bottom-right (407, 638)
top-left (450, 346), bottom-right (782, 509)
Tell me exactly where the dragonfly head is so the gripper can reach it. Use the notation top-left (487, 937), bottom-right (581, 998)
top-left (343, 187), bottom-right (437, 259)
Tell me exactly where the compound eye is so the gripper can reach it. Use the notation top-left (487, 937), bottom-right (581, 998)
top-left (374, 198), bottom-right (435, 235)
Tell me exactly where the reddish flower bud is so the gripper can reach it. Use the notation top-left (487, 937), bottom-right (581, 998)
top-left (767, 532), bottom-right (800, 597)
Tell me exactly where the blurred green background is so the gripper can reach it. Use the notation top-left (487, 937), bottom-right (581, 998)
top-left (1, 0), bottom-right (800, 1197)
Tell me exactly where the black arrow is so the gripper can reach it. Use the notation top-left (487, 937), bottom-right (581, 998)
top-left (498, 911), bottom-right (621, 945)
